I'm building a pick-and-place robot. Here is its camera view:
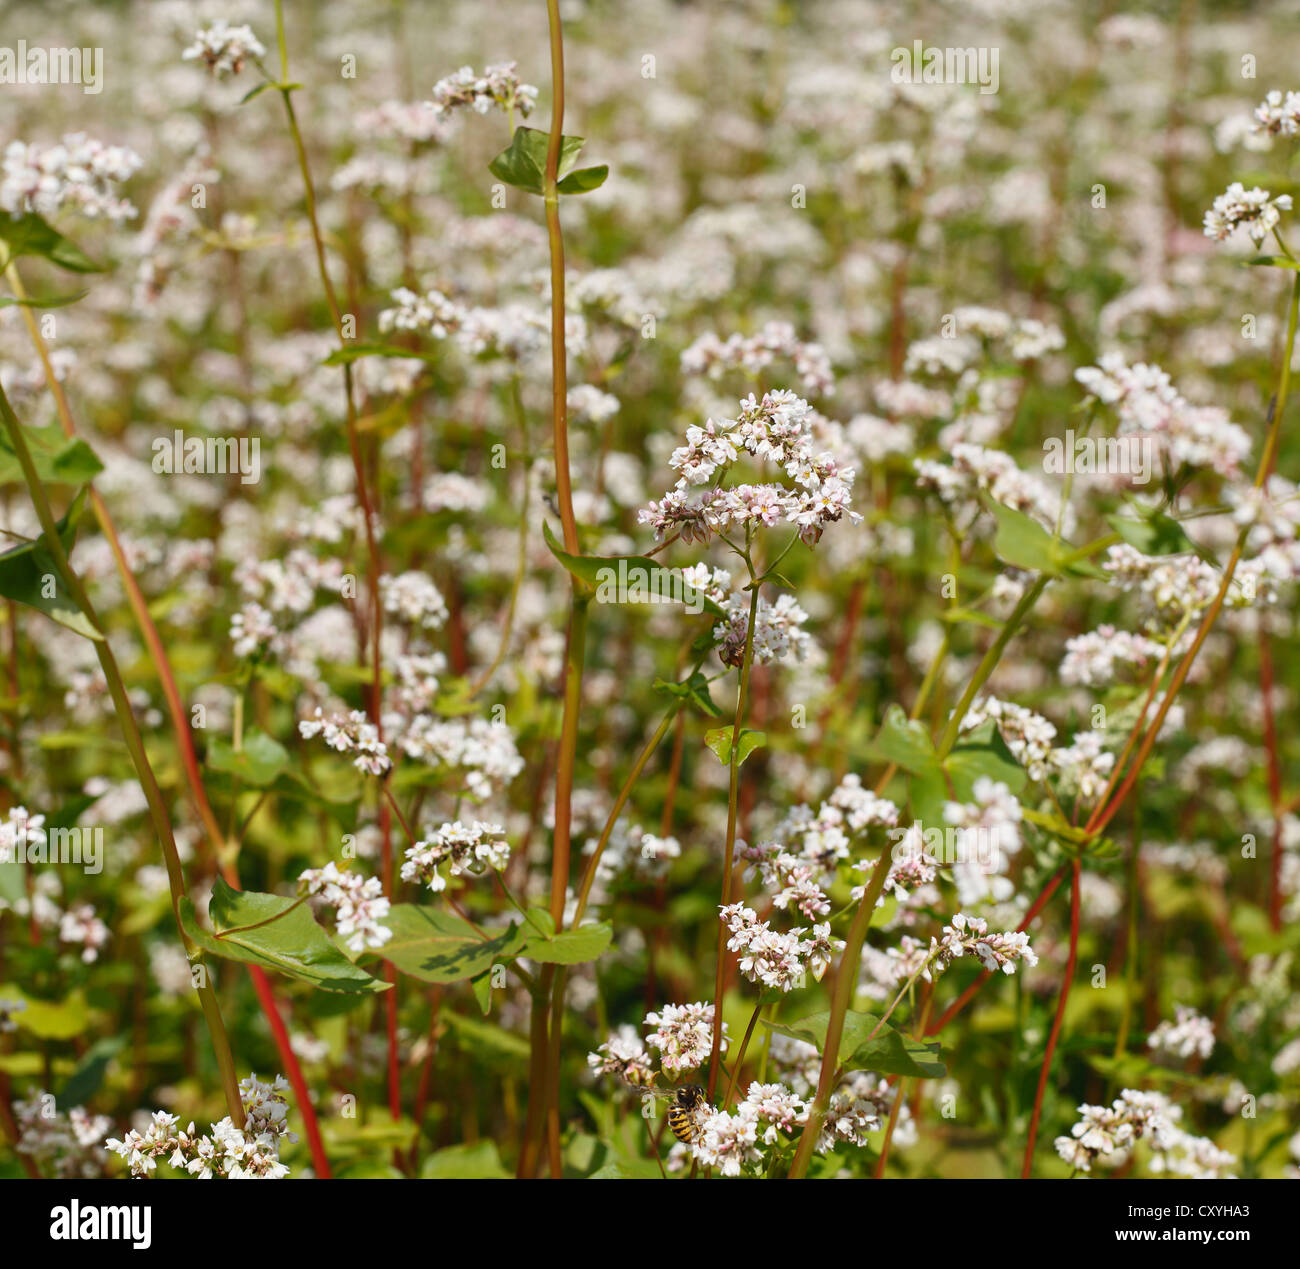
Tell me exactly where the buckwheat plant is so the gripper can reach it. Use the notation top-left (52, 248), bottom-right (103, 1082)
top-left (0, 0), bottom-right (1297, 1194)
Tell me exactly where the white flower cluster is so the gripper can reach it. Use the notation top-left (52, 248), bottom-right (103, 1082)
top-left (960, 696), bottom-right (1057, 781)
top-left (422, 472), bottom-right (491, 514)
top-left (643, 1001), bottom-right (728, 1075)
top-left (942, 776), bottom-right (1024, 907)
top-left (379, 570), bottom-right (449, 630)
top-left (568, 383), bottom-right (621, 424)
top-left (1104, 544), bottom-right (1226, 623)
top-left (681, 321), bottom-right (834, 397)
top-left (714, 590), bottom-right (811, 667)
top-left (230, 602), bottom-right (277, 658)
top-left (356, 100), bottom-right (453, 145)
top-left (1148, 1005), bottom-right (1215, 1062)
top-left (1054, 1088), bottom-right (1168, 1172)
top-left (298, 861), bottom-right (392, 951)
top-left (587, 1025), bottom-right (656, 1087)
top-left (639, 390), bottom-right (861, 547)
top-left (1252, 89), bottom-right (1300, 138)
top-left (378, 287), bottom-right (578, 362)
top-left (181, 21), bottom-right (266, 77)
top-left (0, 805), bottom-right (45, 862)
top-left (931, 912), bottom-right (1038, 976)
top-left (904, 309), bottom-right (1064, 378)
top-left (388, 650), bottom-right (447, 716)
top-left (1203, 181), bottom-right (1291, 245)
top-left (1055, 1087), bottom-right (1234, 1177)
top-left (1060, 624), bottom-right (1168, 687)
top-left (750, 847), bottom-right (833, 920)
top-left (14, 1090), bottom-right (111, 1177)
top-left (1075, 353), bottom-right (1252, 478)
top-left (57, 903), bottom-right (110, 963)
top-left (1050, 730), bottom-right (1117, 802)
top-left (393, 716), bottom-right (523, 798)
top-left (721, 901), bottom-right (842, 991)
top-left (584, 822), bottom-right (680, 892)
top-left (1226, 475), bottom-right (1300, 598)
top-left (298, 708), bottom-right (391, 775)
top-left (2, 135), bottom-right (142, 223)
top-left (105, 1074), bottom-right (296, 1179)
top-left (752, 774), bottom-right (900, 896)
top-left (686, 1106), bottom-right (758, 1174)
top-left (871, 828), bottom-right (940, 909)
top-left (915, 441), bottom-right (1071, 535)
top-left (399, 820), bottom-right (510, 893)
top-left (236, 551), bottom-right (345, 614)
top-left (427, 62), bottom-right (538, 119)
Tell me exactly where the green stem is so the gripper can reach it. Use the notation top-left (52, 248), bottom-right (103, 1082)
top-left (791, 567), bottom-right (1050, 1177)
top-left (706, 568), bottom-right (761, 1102)
top-left (529, 0), bottom-right (585, 1179)
top-left (936, 574), bottom-right (1049, 759)
top-left (0, 383), bottom-right (244, 1127)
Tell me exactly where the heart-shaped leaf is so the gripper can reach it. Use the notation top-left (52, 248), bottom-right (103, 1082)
top-left (516, 909), bottom-right (614, 964)
top-left (543, 522), bottom-right (725, 616)
top-left (0, 213), bottom-right (103, 272)
top-left (205, 729), bottom-right (290, 787)
top-left (705, 727), bottom-right (766, 766)
top-left (0, 423), bottom-right (101, 487)
top-left (762, 1009), bottom-right (946, 1079)
top-left (489, 127), bottom-right (589, 195)
top-left (365, 905), bottom-right (526, 983)
top-left (0, 488), bottom-right (101, 640)
top-left (180, 877), bottom-right (388, 994)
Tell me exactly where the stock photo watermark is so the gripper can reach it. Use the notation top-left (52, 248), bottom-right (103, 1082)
top-left (0, 40), bottom-right (103, 93)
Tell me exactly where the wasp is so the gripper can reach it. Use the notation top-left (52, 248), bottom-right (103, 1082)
top-left (637, 1082), bottom-right (711, 1145)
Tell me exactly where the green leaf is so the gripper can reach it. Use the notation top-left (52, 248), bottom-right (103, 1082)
top-left (0, 290), bottom-right (87, 310)
top-left (939, 605), bottom-right (1003, 631)
top-left (985, 497), bottom-right (1105, 579)
top-left (0, 212), bottom-right (103, 272)
top-left (180, 877), bottom-right (389, 994)
top-left (986, 498), bottom-right (1058, 574)
top-left (946, 720), bottom-right (1027, 799)
top-left (321, 343), bottom-right (439, 366)
top-left (762, 1010), bottom-right (946, 1079)
top-left (704, 726), bottom-right (766, 766)
top-left (517, 908), bottom-right (614, 964)
top-left (488, 127), bottom-right (588, 195)
top-left (653, 671), bottom-right (723, 718)
top-left (440, 1009), bottom-right (529, 1059)
top-left (1105, 512), bottom-right (1197, 558)
top-left (366, 905), bottom-right (526, 983)
top-left (0, 984), bottom-right (92, 1040)
top-left (419, 1140), bottom-right (510, 1178)
top-left (867, 704), bottom-right (937, 776)
top-left (59, 1036), bottom-right (123, 1106)
top-left (1245, 254), bottom-right (1300, 271)
top-left (556, 164), bottom-right (609, 195)
top-left (205, 729), bottom-right (290, 787)
top-left (542, 521), bottom-right (725, 616)
top-left (0, 488), bottom-right (102, 639)
top-left (0, 855), bottom-right (25, 907)
top-left (0, 423), bottom-right (102, 487)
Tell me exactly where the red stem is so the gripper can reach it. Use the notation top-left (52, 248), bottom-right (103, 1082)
top-left (926, 865), bottom-right (1066, 1035)
top-left (247, 966), bottom-right (332, 1177)
top-left (1020, 860), bottom-right (1080, 1177)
